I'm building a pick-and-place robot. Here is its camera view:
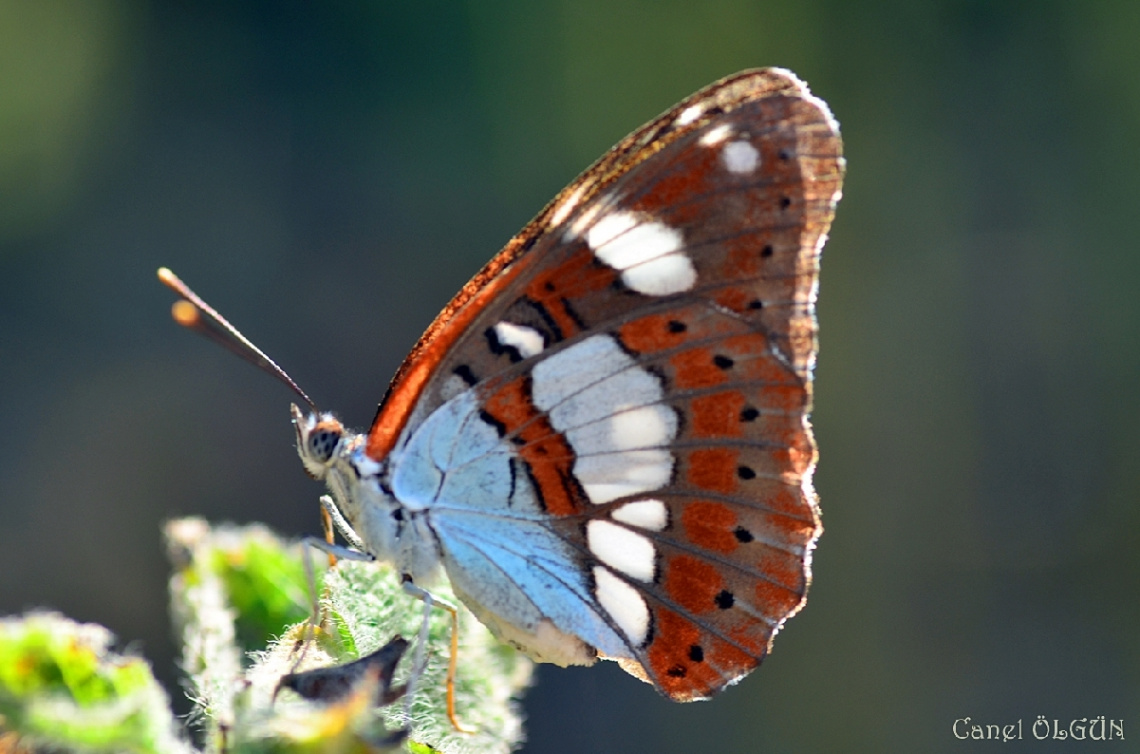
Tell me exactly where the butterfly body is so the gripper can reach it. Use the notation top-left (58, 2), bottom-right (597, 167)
top-left (294, 68), bottom-right (843, 702)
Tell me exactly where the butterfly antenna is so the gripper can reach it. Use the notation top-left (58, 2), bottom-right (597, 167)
top-left (158, 267), bottom-right (318, 413)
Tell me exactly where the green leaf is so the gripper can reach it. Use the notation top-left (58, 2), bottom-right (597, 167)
top-left (166, 517), bottom-right (533, 753)
top-left (0, 611), bottom-right (191, 754)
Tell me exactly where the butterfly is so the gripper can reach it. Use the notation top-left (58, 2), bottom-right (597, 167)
top-left (166, 67), bottom-right (843, 706)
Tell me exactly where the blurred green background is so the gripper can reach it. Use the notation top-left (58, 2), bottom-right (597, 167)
top-left (1, 1), bottom-right (1137, 751)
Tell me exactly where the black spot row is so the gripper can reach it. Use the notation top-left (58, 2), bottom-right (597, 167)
top-left (737, 465), bottom-right (756, 480)
top-left (454, 364), bottom-right (478, 386)
top-left (485, 327), bottom-right (522, 363)
top-left (479, 410), bottom-right (507, 437)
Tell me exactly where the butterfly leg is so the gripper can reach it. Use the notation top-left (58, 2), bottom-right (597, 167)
top-left (320, 494), bottom-right (366, 551)
top-left (305, 508), bottom-right (471, 732)
top-left (303, 497), bottom-right (374, 566)
top-left (289, 531), bottom-right (422, 740)
top-left (317, 492), bottom-right (370, 567)
top-left (284, 533), bottom-right (377, 683)
top-left (302, 533), bottom-right (376, 563)
top-left (319, 507), bottom-right (337, 567)
top-left (401, 578), bottom-right (473, 734)
top-left (273, 532), bottom-right (330, 702)
top-left (298, 533), bottom-right (375, 644)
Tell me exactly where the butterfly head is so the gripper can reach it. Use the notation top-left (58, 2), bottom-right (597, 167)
top-left (291, 404), bottom-right (347, 480)
top-left (290, 403), bottom-right (439, 583)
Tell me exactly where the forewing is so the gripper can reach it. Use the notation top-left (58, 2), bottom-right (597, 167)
top-left (373, 68), bottom-right (844, 699)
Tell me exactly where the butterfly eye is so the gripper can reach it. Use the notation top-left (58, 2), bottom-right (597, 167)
top-left (291, 408), bottom-right (344, 478)
top-left (308, 425), bottom-right (341, 463)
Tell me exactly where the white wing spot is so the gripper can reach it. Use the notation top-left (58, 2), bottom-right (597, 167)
top-left (532, 335), bottom-right (677, 505)
top-left (492, 321), bottom-right (545, 358)
top-left (574, 403), bottom-right (675, 502)
top-left (699, 123), bottom-right (733, 147)
top-left (565, 192), bottom-right (617, 240)
top-left (676, 104), bottom-right (704, 126)
top-left (586, 211), bottom-right (639, 251)
top-left (587, 210), bottom-right (695, 296)
top-left (610, 404), bottom-right (672, 449)
top-left (622, 253), bottom-right (696, 296)
top-left (593, 565), bottom-right (650, 645)
top-left (578, 451), bottom-right (673, 505)
top-left (549, 184), bottom-right (587, 228)
top-left (612, 499), bottom-right (668, 531)
top-left (723, 139), bottom-right (760, 173)
top-left (587, 520), bottom-right (656, 582)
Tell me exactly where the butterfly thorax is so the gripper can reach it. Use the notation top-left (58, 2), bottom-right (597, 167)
top-left (292, 405), bottom-right (444, 585)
